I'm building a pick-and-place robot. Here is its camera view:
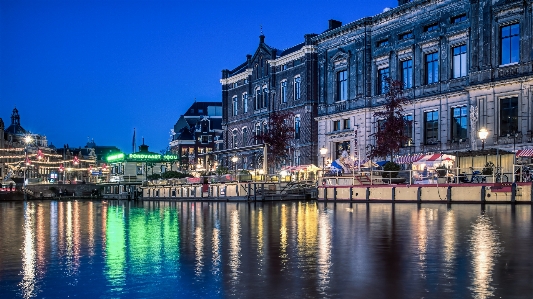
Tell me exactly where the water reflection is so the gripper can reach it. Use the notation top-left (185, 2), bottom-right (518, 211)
top-left (2, 202), bottom-right (531, 299)
top-left (469, 214), bottom-right (503, 299)
top-left (317, 208), bottom-right (332, 294)
top-left (20, 202), bottom-right (37, 299)
top-left (229, 209), bottom-right (241, 288)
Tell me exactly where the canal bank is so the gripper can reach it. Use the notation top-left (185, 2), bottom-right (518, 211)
top-left (318, 182), bottom-right (533, 203)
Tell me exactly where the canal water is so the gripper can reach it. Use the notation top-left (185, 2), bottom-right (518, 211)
top-left (0, 201), bottom-right (532, 299)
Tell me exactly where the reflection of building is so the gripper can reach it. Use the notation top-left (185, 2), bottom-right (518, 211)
top-left (169, 101), bottom-right (222, 172)
top-left (315, 0), bottom-right (533, 174)
top-left (220, 34), bottom-right (319, 172)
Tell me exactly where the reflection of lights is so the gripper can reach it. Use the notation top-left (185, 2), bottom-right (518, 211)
top-left (194, 226), bottom-right (204, 277)
top-left (469, 214), bottom-right (502, 299)
top-left (212, 216), bottom-right (221, 276)
top-left (442, 210), bottom-right (456, 266)
top-left (280, 204), bottom-right (288, 267)
top-left (20, 202), bottom-right (36, 299)
top-left (257, 208), bottom-right (264, 258)
top-left (66, 201), bottom-right (73, 275)
top-left (229, 210), bottom-right (241, 285)
top-left (416, 208), bottom-right (438, 278)
top-left (317, 208), bottom-right (332, 294)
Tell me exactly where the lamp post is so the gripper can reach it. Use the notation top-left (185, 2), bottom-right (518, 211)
top-left (231, 156), bottom-right (238, 182)
top-left (478, 127), bottom-right (488, 150)
top-left (320, 147), bottom-right (327, 177)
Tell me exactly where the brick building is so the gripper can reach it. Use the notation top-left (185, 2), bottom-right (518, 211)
top-left (220, 34), bottom-right (319, 173)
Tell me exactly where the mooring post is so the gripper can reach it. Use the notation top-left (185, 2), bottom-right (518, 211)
top-left (530, 181), bottom-right (533, 203)
top-left (333, 187), bottom-right (337, 201)
top-left (366, 187), bottom-right (370, 202)
top-left (391, 186), bottom-right (396, 202)
top-left (447, 186), bottom-right (452, 203)
top-left (349, 186), bottom-right (353, 201)
top-left (254, 183), bottom-right (257, 201)
top-left (324, 187), bottom-right (328, 201)
top-left (511, 183), bottom-right (517, 203)
top-left (481, 186), bottom-right (486, 203)
top-left (417, 187), bottom-right (422, 203)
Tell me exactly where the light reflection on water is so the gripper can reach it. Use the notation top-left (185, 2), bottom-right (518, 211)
top-left (469, 213), bottom-right (502, 299)
top-left (0, 201), bottom-right (532, 298)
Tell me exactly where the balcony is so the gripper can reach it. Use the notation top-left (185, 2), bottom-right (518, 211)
top-left (318, 98), bottom-right (367, 116)
top-left (446, 139), bottom-right (470, 150)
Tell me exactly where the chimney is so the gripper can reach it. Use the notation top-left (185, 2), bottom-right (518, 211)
top-left (328, 19), bottom-right (342, 30)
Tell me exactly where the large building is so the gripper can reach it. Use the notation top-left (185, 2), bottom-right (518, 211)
top-left (314, 0), bottom-right (533, 173)
top-left (220, 34), bottom-right (319, 173)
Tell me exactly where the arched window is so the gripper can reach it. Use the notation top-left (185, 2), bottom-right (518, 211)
top-left (232, 129), bottom-right (238, 148)
top-left (232, 96), bottom-right (238, 116)
top-left (255, 123), bottom-right (261, 144)
top-left (281, 80), bottom-right (287, 103)
top-left (242, 127), bottom-right (248, 146)
top-left (294, 116), bottom-right (301, 139)
top-left (242, 93), bottom-right (248, 113)
top-left (262, 86), bottom-right (268, 109)
top-left (255, 88), bottom-right (261, 110)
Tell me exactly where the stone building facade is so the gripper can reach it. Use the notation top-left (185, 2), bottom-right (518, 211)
top-left (220, 34), bottom-right (319, 171)
top-left (314, 0), bottom-right (533, 169)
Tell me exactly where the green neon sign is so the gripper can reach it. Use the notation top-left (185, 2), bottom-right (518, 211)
top-left (106, 153), bottom-right (125, 162)
top-left (163, 154), bottom-right (178, 161)
top-left (128, 153), bottom-right (161, 161)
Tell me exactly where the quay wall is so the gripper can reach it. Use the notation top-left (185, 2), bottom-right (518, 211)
top-left (318, 183), bottom-right (533, 203)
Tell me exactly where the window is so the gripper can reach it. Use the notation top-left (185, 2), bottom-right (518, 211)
top-left (281, 80), bottom-right (287, 103)
top-left (500, 97), bottom-right (518, 136)
top-left (343, 118), bottom-right (350, 130)
top-left (501, 23), bottom-right (520, 65)
top-left (399, 31), bottom-right (413, 40)
top-left (201, 136), bottom-right (210, 144)
top-left (377, 39), bottom-right (389, 47)
top-left (263, 87), bottom-right (268, 108)
top-left (233, 82), bottom-right (238, 88)
top-left (255, 88), bottom-right (261, 110)
top-left (451, 14), bottom-right (467, 24)
top-left (377, 67), bottom-right (389, 95)
top-left (335, 141), bottom-right (350, 159)
top-left (424, 111), bottom-right (439, 144)
top-left (242, 128), bottom-right (248, 146)
top-left (232, 130), bottom-right (237, 148)
top-left (377, 119), bottom-right (386, 132)
top-left (452, 45), bottom-right (467, 78)
top-left (333, 120), bottom-right (341, 131)
top-left (424, 23), bottom-right (439, 32)
top-left (403, 115), bottom-right (413, 146)
top-left (451, 106), bottom-right (468, 141)
top-left (401, 60), bottom-right (413, 89)
top-left (255, 123), bottom-right (261, 144)
top-left (282, 64), bottom-right (287, 71)
top-left (136, 165), bottom-right (143, 175)
top-left (294, 116), bottom-right (301, 139)
top-left (425, 52), bottom-right (439, 84)
top-left (232, 96), bottom-right (238, 116)
top-left (336, 70), bottom-right (348, 101)
top-left (294, 77), bottom-right (301, 100)
top-left (243, 93), bottom-right (248, 113)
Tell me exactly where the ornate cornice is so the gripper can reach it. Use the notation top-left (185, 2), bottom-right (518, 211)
top-left (268, 45), bottom-right (316, 67)
top-left (447, 29), bottom-right (469, 47)
top-left (220, 69), bottom-right (252, 85)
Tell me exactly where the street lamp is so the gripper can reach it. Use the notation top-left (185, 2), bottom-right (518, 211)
top-left (320, 147), bottom-right (328, 177)
top-left (478, 127), bottom-right (488, 150)
top-left (231, 156), bottom-right (238, 181)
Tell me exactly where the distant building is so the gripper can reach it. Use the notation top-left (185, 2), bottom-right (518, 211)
top-left (169, 101), bottom-right (223, 171)
top-left (220, 34), bottom-right (319, 173)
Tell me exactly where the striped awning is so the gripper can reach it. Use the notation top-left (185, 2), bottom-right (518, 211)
top-left (516, 149), bottom-right (533, 157)
top-left (419, 153), bottom-right (442, 162)
top-left (394, 154), bottom-right (424, 164)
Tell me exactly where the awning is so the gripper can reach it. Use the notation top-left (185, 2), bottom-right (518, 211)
top-left (419, 153), bottom-right (442, 162)
top-left (394, 154), bottom-right (424, 164)
top-left (516, 149), bottom-right (533, 157)
top-left (376, 161), bottom-right (389, 167)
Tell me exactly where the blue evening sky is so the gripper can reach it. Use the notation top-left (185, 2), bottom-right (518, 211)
top-left (1, 0), bottom-right (397, 153)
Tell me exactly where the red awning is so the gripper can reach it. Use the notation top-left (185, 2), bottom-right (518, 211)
top-left (419, 153), bottom-right (442, 162)
top-left (516, 149), bottom-right (533, 157)
top-left (394, 154), bottom-right (424, 164)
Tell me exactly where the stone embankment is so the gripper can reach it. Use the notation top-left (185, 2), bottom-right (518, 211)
top-left (319, 182), bottom-right (533, 203)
